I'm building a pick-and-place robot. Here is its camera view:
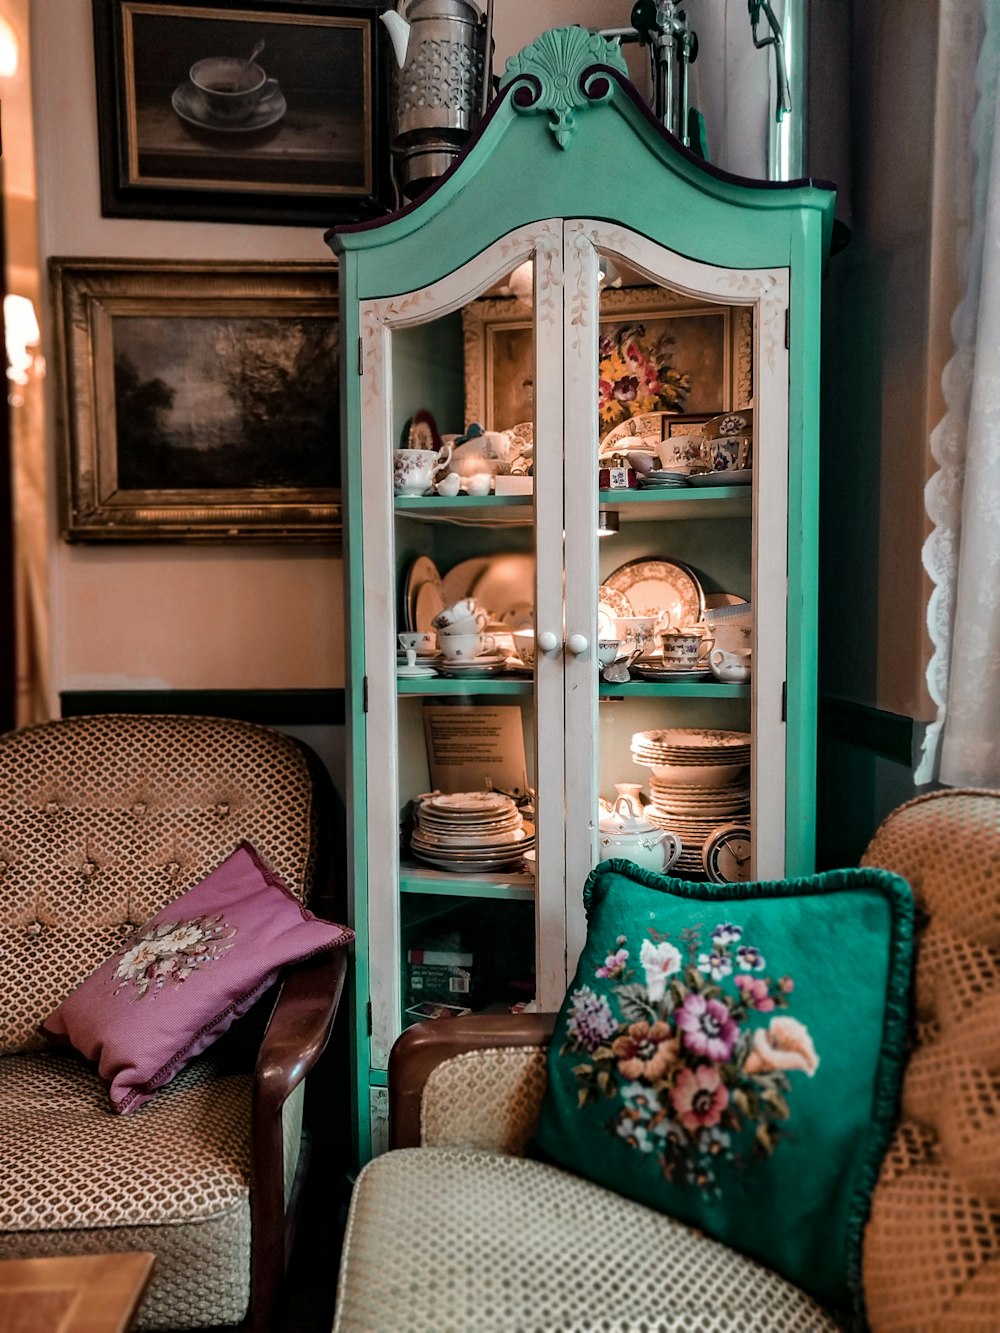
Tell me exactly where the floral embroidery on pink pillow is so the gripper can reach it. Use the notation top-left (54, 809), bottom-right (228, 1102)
top-left (113, 916), bottom-right (238, 999)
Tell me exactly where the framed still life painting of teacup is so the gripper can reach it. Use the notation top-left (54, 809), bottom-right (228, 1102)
top-left (91, 0), bottom-right (392, 226)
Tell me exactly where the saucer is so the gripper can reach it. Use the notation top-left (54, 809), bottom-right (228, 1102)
top-left (396, 664), bottom-right (437, 679)
top-left (437, 655), bottom-right (508, 677)
top-left (504, 657), bottom-right (533, 675)
top-left (171, 80), bottom-right (287, 133)
top-left (688, 469), bottom-right (752, 487)
top-left (632, 665), bottom-right (714, 681)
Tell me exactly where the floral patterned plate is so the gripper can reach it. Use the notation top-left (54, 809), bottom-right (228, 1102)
top-left (604, 557), bottom-right (704, 630)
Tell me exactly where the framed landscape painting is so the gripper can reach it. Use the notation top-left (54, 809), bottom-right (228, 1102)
top-left (91, 0), bottom-right (392, 226)
top-left (52, 259), bottom-right (341, 542)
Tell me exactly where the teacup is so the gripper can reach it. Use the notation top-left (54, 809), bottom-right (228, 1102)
top-left (596, 639), bottom-right (624, 668)
top-left (393, 444), bottom-right (453, 496)
top-left (398, 630), bottom-right (435, 664)
top-left (656, 435), bottom-right (703, 468)
top-left (438, 631), bottom-right (496, 662)
top-left (614, 616), bottom-right (657, 659)
top-left (660, 630), bottom-right (714, 667)
top-left (705, 435), bottom-right (752, 473)
top-left (189, 57), bottom-right (280, 123)
top-left (433, 598), bottom-right (487, 634)
top-left (511, 630), bottom-right (535, 667)
top-left (709, 647), bottom-right (752, 682)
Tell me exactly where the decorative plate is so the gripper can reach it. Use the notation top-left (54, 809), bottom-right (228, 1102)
top-left (604, 558), bottom-right (704, 630)
top-left (405, 556), bottom-right (443, 631)
top-left (468, 554), bottom-right (535, 624)
top-left (688, 469), bottom-right (753, 487)
top-left (597, 585), bottom-right (634, 639)
top-left (413, 580), bottom-right (446, 635)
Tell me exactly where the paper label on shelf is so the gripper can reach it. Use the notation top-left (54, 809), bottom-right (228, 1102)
top-left (423, 705), bottom-right (529, 797)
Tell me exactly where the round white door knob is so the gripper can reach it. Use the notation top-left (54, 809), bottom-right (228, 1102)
top-left (567, 633), bottom-right (590, 656)
top-left (536, 631), bottom-right (560, 653)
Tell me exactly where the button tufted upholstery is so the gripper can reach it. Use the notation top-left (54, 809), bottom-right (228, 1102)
top-left (861, 788), bottom-right (1000, 1330)
top-left (334, 790), bottom-right (999, 1332)
top-left (0, 714), bottom-right (349, 1332)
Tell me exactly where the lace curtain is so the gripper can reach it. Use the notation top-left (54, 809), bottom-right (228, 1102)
top-left (917, 0), bottom-right (1000, 786)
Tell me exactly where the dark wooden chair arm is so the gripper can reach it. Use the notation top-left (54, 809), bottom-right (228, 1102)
top-left (254, 947), bottom-right (350, 1118)
top-left (390, 1012), bottom-right (557, 1149)
top-left (247, 946), bottom-right (349, 1333)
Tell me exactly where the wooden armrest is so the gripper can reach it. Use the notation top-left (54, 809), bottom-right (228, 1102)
top-left (390, 1012), bottom-right (557, 1149)
top-left (254, 947), bottom-right (349, 1120)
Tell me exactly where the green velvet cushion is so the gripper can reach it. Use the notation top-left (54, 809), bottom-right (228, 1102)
top-left (534, 859), bottom-right (914, 1324)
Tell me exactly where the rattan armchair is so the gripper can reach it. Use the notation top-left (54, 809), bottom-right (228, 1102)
top-left (0, 714), bottom-right (350, 1332)
top-left (334, 789), bottom-right (1000, 1332)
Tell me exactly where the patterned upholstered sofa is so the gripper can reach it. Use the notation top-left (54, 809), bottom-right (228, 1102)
top-left (0, 714), bottom-right (349, 1332)
top-left (333, 789), bottom-right (1000, 1331)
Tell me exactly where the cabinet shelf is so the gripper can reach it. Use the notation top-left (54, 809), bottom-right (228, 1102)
top-left (397, 677), bottom-right (533, 696)
top-left (394, 488), bottom-right (750, 526)
top-left (600, 681), bottom-right (750, 699)
top-left (398, 676), bottom-right (748, 698)
top-left (400, 865), bottom-right (535, 901)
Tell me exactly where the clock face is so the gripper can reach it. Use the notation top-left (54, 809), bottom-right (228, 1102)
top-left (703, 825), bottom-right (752, 883)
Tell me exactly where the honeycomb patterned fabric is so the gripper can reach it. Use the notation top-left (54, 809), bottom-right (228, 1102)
top-left (421, 1046), bottom-right (548, 1154)
top-left (0, 713), bottom-right (318, 1053)
top-left (334, 1147), bottom-right (843, 1333)
top-left (861, 788), bottom-right (1000, 1331)
top-left (0, 1051), bottom-right (255, 1330)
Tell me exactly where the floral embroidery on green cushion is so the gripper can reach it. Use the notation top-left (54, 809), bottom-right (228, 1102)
top-left (533, 860), bottom-right (915, 1326)
top-left (564, 921), bottom-right (819, 1197)
top-left (113, 915), bottom-right (237, 999)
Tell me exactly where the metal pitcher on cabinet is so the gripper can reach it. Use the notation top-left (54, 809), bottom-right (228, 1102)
top-left (380, 0), bottom-right (493, 202)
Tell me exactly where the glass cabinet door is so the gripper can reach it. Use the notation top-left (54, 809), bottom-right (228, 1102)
top-left (357, 222), bottom-right (569, 1075)
top-left (561, 220), bottom-right (790, 972)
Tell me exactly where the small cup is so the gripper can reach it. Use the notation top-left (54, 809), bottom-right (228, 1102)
top-left (433, 598), bottom-right (487, 633)
top-left (660, 630), bottom-right (713, 666)
top-left (704, 435), bottom-right (752, 473)
top-left (614, 616), bottom-right (657, 659)
top-left (393, 444), bottom-right (453, 496)
top-left (656, 436), bottom-right (703, 468)
top-left (189, 57), bottom-right (278, 123)
top-left (439, 631), bottom-right (496, 662)
top-left (511, 630), bottom-right (535, 668)
top-left (596, 639), bottom-right (623, 668)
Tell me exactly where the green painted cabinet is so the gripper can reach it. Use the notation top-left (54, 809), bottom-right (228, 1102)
top-left (329, 27), bottom-right (835, 1162)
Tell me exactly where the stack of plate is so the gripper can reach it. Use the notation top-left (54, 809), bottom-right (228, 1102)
top-left (638, 468), bottom-right (691, 490)
top-left (409, 791), bottom-right (535, 873)
top-left (436, 654), bottom-right (509, 678)
top-left (630, 729), bottom-right (751, 878)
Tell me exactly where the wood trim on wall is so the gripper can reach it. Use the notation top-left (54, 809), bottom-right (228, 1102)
top-left (60, 689), bottom-right (345, 726)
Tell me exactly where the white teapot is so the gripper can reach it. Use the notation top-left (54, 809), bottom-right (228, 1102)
top-left (598, 797), bottom-right (682, 874)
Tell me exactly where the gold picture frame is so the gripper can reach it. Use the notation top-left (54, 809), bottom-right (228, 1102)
top-left (462, 286), bottom-right (753, 433)
top-left (52, 258), bottom-right (341, 542)
top-left (92, 0), bottom-right (392, 226)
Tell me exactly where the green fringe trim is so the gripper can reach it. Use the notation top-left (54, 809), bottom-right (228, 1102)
top-left (581, 858), bottom-right (916, 1330)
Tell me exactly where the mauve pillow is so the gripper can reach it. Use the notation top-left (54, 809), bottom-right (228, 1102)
top-left (40, 841), bottom-right (353, 1113)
